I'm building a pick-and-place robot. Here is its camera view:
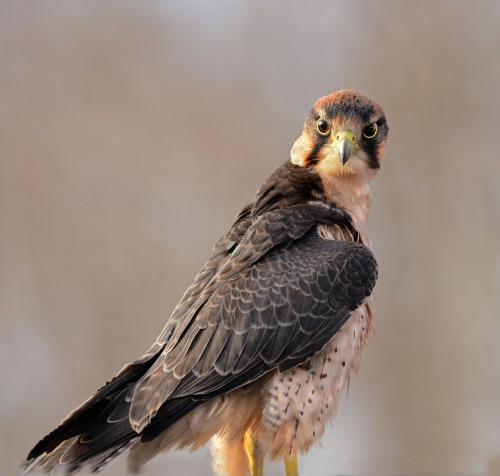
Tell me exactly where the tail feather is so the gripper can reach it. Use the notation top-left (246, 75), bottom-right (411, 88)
top-left (23, 354), bottom-right (208, 474)
top-left (23, 438), bottom-right (77, 473)
top-left (26, 358), bottom-right (156, 463)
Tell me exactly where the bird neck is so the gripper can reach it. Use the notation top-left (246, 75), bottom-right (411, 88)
top-left (320, 173), bottom-right (372, 247)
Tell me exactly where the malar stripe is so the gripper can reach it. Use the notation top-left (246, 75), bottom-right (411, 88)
top-left (304, 141), bottom-right (323, 166)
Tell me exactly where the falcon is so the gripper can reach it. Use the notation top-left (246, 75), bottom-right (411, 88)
top-left (23, 90), bottom-right (388, 476)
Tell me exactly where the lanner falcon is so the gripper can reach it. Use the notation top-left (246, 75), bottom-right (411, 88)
top-left (24, 90), bottom-right (388, 476)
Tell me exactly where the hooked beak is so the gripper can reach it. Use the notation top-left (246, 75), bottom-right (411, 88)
top-left (333, 130), bottom-right (359, 165)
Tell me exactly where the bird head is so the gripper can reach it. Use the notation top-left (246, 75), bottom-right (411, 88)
top-left (290, 90), bottom-right (388, 182)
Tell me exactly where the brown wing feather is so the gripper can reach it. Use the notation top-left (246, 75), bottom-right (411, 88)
top-left (128, 200), bottom-right (353, 431)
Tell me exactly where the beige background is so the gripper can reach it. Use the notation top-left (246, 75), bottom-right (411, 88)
top-left (2, 1), bottom-right (500, 475)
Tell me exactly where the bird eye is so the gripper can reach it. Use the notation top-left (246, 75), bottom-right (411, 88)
top-left (317, 119), bottom-right (330, 136)
top-left (363, 123), bottom-right (378, 139)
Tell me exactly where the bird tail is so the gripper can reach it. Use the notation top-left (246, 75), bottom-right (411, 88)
top-left (22, 354), bottom-right (201, 474)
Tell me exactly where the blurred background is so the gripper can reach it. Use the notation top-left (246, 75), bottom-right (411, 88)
top-left (2, 1), bottom-right (500, 475)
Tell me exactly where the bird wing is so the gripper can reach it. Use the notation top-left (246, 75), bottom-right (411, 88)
top-left (24, 167), bottom-right (338, 468)
top-left (129, 201), bottom-right (377, 434)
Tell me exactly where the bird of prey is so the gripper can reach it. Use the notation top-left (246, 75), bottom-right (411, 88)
top-left (23, 90), bottom-right (388, 476)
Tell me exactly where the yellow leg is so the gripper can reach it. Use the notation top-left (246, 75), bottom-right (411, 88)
top-left (243, 431), bottom-right (264, 476)
top-left (284, 452), bottom-right (298, 476)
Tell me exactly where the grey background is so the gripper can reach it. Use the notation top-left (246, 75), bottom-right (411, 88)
top-left (2, 1), bottom-right (500, 475)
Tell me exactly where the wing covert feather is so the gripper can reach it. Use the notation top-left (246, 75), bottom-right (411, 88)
top-left (129, 222), bottom-right (376, 431)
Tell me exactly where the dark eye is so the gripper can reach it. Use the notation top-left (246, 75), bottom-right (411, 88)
top-left (317, 119), bottom-right (330, 136)
top-left (363, 123), bottom-right (378, 139)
